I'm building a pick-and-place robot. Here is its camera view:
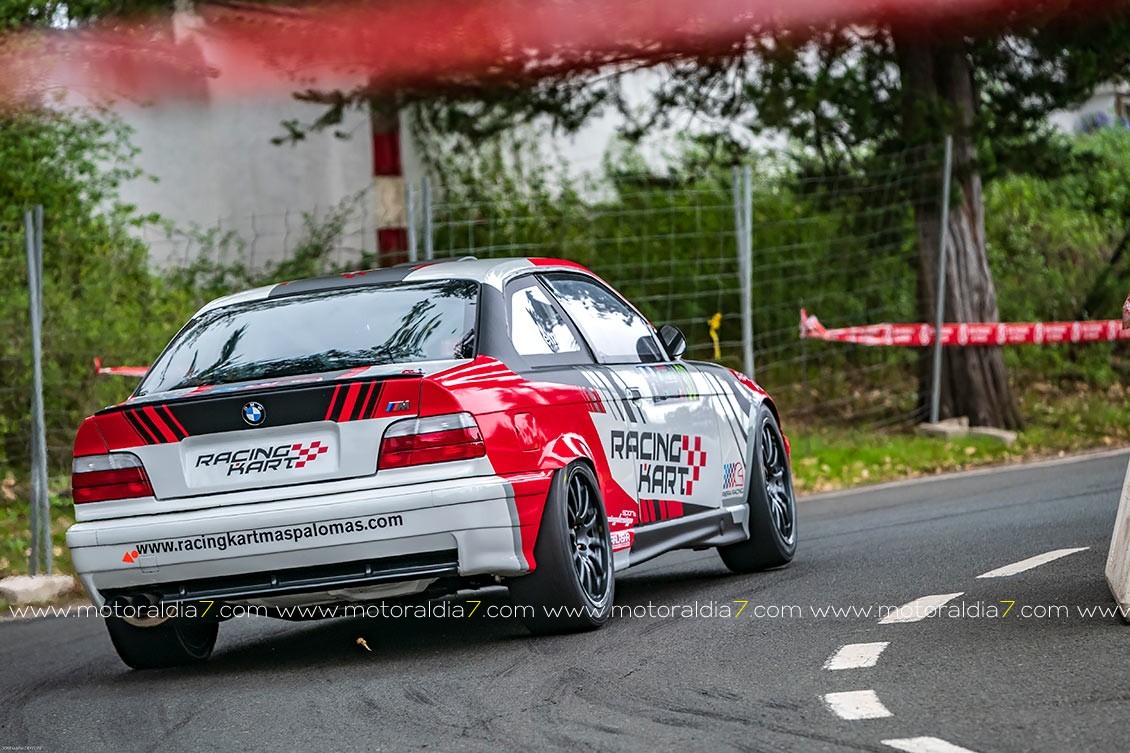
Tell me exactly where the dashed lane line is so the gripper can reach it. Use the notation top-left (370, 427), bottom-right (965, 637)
top-left (976, 547), bottom-right (1089, 579)
top-left (882, 736), bottom-right (981, 753)
top-left (824, 642), bottom-right (890, 671)
top-left (822, 690), bottom-right (893, 720)
top-left (878, 593), bottom-right (964, 624)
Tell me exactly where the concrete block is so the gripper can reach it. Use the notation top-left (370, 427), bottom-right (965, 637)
top-left (1105, 457), bottom-right (1130, 623)
top-left (915, 417), bottom-right (970, 439)
top-left (0, 575), bottom-right (77, 605)
top-left (968, 426), bottom-right (1018, 446)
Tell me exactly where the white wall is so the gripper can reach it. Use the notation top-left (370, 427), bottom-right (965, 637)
top-left (1049, 82), bottom-right (1128, 134)
top-left (87, 7), bottom-right (378, 270)
top-left (119, 96), bottom-right (375, 269)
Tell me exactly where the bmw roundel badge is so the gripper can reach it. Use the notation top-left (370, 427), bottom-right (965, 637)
top-left (242, 401), bottom-right (266, 427)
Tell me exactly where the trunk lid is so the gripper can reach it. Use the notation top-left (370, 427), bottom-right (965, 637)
top-left (96, 367), bottom-right (433, 501)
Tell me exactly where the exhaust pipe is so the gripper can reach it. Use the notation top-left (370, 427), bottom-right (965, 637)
top-left (109, 593), bottom-right (169, 628)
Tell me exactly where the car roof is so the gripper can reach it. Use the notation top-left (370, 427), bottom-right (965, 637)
top-left (192, 257), bottom-right (592, 318)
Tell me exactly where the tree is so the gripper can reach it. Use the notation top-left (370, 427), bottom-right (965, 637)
top-left (0, 2), bottom-right (180, 470)
top-left (897, 32), bottom-right (1022, 428)
top-left (564, 4), bottom-right (1130, 429)
top-left (409, 4), bottom-right (1130, 428)
top-left (14, 0), bottom-right (1129, 428)
top-left (263, 3), bottom-right (1130, 428)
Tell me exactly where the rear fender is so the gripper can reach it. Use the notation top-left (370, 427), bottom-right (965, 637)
top-left (538, 432), bottom-right (597, 473)
top-left (74, 416), bottom-right (110, 457)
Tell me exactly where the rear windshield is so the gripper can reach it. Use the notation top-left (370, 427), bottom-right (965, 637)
top-left (136, 280), bottom-right (478, 397)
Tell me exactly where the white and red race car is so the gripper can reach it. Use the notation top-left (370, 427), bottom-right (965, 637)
top-left (68, 257), bottom-right (797, 668)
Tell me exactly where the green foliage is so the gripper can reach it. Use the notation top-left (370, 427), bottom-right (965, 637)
top-left (986, 129), bottom-right (1130, 387)
top-left (431, 135), bottom-right (922, 422)
top-left (164, 189), bottom-right (371, 307)
top-left (0, 474), bottom-right (73, 577)
top-left (0, 106), bottom-right (367, 473)
top-left (790, 381), bottom-right (1130, 494)
top-left (0, 107), bottom-right (175, 470)
top-left (432, 126), bottom-right (1129, 404)
top-left (0, 0), bottom-right (171, 30)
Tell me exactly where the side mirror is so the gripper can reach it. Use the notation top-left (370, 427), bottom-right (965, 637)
top-left (659, 324), bottom-right (686, 360)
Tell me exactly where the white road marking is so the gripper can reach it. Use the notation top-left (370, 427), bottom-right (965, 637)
top-left (824, 642), bottom-right (889, 670)
top-left (882, 736), bottom-right (981, 753)
top-left (878, 593), bottom-right (964, 624)
top-left (976, 547), bottom-right (1089, 578)
top-left (821, 690), bottom-right (893, 720)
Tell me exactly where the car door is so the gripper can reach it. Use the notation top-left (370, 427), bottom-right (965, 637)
top-left (539, 272), bottom-right (724, 552)
top-left (499, 275), bottom-right (642, 560)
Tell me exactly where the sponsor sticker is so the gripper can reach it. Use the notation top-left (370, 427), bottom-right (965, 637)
top-left (124, 514), bottom-right (407, 563)
top-left (722, 461), bottom-right (745, 499)
top-left (186, 430), bottom-right (338, 487)
top-left (610, 530), bottom-right (633, 550)
top-left (609, 429), bottom-right (708, 497)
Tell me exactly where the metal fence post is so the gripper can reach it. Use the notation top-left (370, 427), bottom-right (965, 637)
top-left (929, 135), bottom-right (954, 425)
top-left (24, 210), bottom-right (40, 576)
top-left (422, 176), bottom-right (434, 261)
top-left (742, 164), bottom-right (754, 380)
top-left (733, 165), bottom-right (755, 379)
top-left (35, 205), bottom-right (50, 575)
top-left (26, 205), bottom-right (51, 575)
top-left (405, 184), bottom-right (418, 263)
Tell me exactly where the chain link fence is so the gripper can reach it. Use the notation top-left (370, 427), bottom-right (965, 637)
top-left (424, 145), bottom-right (944, 429)
top-left (3, 145), bottom-right (949, 490)
top-left (141, 192), bottom-right (379, 272)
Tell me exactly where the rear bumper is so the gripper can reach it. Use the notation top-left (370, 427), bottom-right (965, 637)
top-left (66, 475), bottom-right (529, 608)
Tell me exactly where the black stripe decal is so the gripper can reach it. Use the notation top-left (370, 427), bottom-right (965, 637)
top-left (324, 385), bottom-right (343, 422)
top-left (602, 368), bottom-right (641, 424)
top-left (124, 409), bottom-right (162, 444)
top-left (125, 407), bottom-right (163, 443)
top-left (103, 378), bottom-right (405, 438)
top-left (134, 408), bottom-right (169, 444)
top-left (354, 382), bottom-right (378, 421)
top-left (159, 405), bottom-right (189, 441)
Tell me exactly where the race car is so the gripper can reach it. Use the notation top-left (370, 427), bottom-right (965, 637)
top-left (67, 257), bottom-right (797, 669)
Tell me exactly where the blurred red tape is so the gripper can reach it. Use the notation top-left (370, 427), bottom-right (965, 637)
top-left (800, 309), bottom-right (1130, 347)
top-left (93, 358), bottom-right (147, 378)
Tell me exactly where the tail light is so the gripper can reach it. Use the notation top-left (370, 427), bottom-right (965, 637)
top-left (72, 453), bottom-right (153, 504)
top-left (379, 413), bottom-right (486, 469)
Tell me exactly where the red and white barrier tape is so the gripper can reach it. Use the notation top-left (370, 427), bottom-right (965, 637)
top-left (92, 300), bottom-right (1130, 379)
top-left (93, 358), bottom-right (147, 378)
top-left (799, 309), bottom-right (1130, 347)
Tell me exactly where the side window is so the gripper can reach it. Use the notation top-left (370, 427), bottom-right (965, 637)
top-left (508, 282), bottom-right (584, 362)
top-left (542, 274), bottom-right (664, 364)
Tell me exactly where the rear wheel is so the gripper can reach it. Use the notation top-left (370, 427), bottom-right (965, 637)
top-left (718, 404), bottom-right (797, 572)
top-left (509, 462), bottom-right (614, 635)
top-left (105, 617), bottom-right (218, 670)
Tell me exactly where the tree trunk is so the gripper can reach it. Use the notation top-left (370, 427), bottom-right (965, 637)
top-left (895, 34), bottom-right (1022, 429)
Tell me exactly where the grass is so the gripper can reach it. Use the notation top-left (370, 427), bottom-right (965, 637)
top-left (0, 381), bottom-right (1126, 579)
top-left (0, 477), bottom-right (75, 580)
top-left (789, 381), bottom-right (1130, 493)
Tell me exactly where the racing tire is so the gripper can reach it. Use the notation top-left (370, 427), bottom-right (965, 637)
top-left (718, 404), bottom-right (797, 573)
top-left (509, 461), bottom-right (615, 635)
top-left (105, 617), bottom-right (218, 670)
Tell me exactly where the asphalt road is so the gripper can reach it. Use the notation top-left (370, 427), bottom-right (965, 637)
top-left (3, 450), bottom-right (1130, 753)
